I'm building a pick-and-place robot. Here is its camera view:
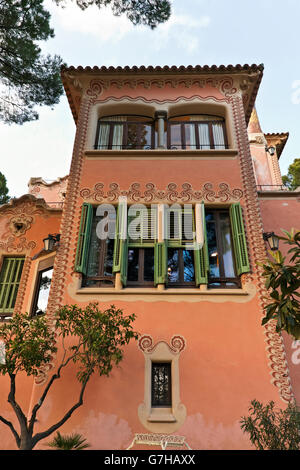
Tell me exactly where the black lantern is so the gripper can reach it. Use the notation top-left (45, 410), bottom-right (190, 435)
top-left (263, 232), bottom-right (279, 251)
top-left (265, 145), bottom-right (276, 156)
top-left (43, 234), bottom-right (60, 251)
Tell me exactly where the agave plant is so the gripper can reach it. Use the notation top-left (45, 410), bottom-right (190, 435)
top-left (47, 432), bottom-right (90, 450)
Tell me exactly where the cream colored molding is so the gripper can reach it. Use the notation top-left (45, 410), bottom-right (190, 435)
top-left (138, 335), bottom-right (186, 433)
top-left (84, 149), bottom-right (238, 160)
top-left (68, 275), bottom-right (256, 304)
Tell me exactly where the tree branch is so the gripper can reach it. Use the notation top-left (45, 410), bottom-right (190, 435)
top-left (0, 414), bottom-right (20, 448)
top-left (31, 377), bottom-right (89, 448)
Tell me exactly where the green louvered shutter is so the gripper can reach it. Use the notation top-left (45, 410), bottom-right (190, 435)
top-left (154, 241), bottom-right (167, 285)
top-left (0, 257), bottom-right (25, 315)
top-left (194, 202), bottom-right (209, 285)
top-left (128, 206), bottom-right (157, 247)
top-left (113, 200), bottom-right (128, 279)
top-left (230, 203), bottom-right (250, 275)
top-left (75, 203), bottom-right (93, 275)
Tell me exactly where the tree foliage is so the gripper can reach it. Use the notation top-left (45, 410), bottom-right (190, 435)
top-left (0, 172), bottom-right (10, 205)
top-left (240, 399), bottom-right (300, 450)
top-left (0, 0), bottom-right (171, 124)
top-left (54, 0), bottom-right (171, 28)
top-left (46, 431), bottom-right (90, 450)
top-left (282, 158), bottom-right (300, 190)
top-left (0, 0), bottom-right (64, 124)
top-left (260, 229), bottom-right (300, 339)
top-left (0, 303), bottom-right (138, 450)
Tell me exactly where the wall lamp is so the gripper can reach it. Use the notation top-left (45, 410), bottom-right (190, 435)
top-left (263, 232), bottom-right (279, 251)
top-left (43, 233), bottom-right (60, 252)
top-left (265, 145), bottom-right (276, 156)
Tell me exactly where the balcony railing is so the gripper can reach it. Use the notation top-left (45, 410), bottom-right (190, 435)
top-left (256, 185), bottom-right (289, 192)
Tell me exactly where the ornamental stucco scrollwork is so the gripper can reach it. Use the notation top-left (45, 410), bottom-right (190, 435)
top-left (138, 334), bottom-right (186, 354)
top-left (231, 95), bottom-right (294, 404)
top-left (79, 182), bottom-right (243, 204)
top-left (85, 76), bottom-right (238, 102)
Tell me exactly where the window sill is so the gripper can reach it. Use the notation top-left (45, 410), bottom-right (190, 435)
top-left (85, 149), bottom-right (238, 159)
top-left (147, 408), bottom-right (177, 423)
top-left (76, 286), bottom-right (249, 296)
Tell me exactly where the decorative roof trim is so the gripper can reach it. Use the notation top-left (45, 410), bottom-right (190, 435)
top-left (61, 63), bottom-right (264, 125)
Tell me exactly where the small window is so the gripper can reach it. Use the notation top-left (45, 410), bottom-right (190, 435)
top-left (167, 115), bottom-right (227, 150)
top-left (151, 362), bottom-right (172, 407)
top-left (0, 257), bottom-right (24, 318)
top-left (95, 115), bottom-right (155, 150)
top-left (32, 267), bottom-right (53, 316)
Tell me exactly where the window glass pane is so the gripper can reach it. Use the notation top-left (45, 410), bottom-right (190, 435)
top-left (112, 124), bottom-right (123, 149)
top-left (126, 123), bottom-right (138, 149)
top-left (103, 239), bottom-right (114, 276)
top-left (151, 362), bottom-right (172, 407)
top-left (170, 124), bottom-right (181, 149)
top-left (140, 124), bottom-right (152, 149)
top-left (85, 211), bottom-right (114, 280)
top-left (206, 217), bottom-right (220, 278)
top-left (34, 268), bottom-right (53, 316)
top-left (219, 212), bottom-right (235, 278)
top-left (198, 123), bottom-right (210, 149)
top-left (86, 215), bottom-right (101, 277)
top-left (167, 248), bottom-right (179, 283)
top-left (183, 250), bottom-right (195, 282)
top-left (184, 123), bottom-right (196, 149)
top-left (97, 124), bottom-right (110, 149)
top-left (144, 248), bottom-right (154, 282)
top-left (212, 123), bottom-right (225, 149)
top-left (127, 248), bottom-right (139, 282)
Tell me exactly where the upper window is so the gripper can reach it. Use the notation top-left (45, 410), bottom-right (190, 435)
top-left (75, 202), bottom-right (249, 290)
top-left (31, 266), bottom-right (53, 316)
top-left (0, 257), bottom-right (24, 319)
top-left (95, 115), bottom-right (155, 150)
top-left (167, 115), bottom-right (227, 150)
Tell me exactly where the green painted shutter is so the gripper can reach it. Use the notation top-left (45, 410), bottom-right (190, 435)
top-left (0, 257), bottom-right (25, 314)
top-left (230, 203), bottom-right (250, 275)
top-left (194, 202), bottom-right (209, 285)
top-left (113, 200), bottom-right (128, 275)
top-left (75, 203), bottom-right (93, 275)
top-left (128, 206), bottom-right (157, 247)
top-left (154, 241), bottom-right (167, 285)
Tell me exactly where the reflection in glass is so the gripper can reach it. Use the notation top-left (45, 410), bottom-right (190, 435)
top-left (83, 210), bottom-right (114, 287)
top-left (144, 248), bottom-right (154, 282)
top-left (151, 362), bottom-right (172, 407)
top-left (219, 212), bottom-right (235, 277)
top-left (128, 248), bottom-right (139, 282)
top-left (167, 248), bottom-right (195, 285)
top-left (34, 268), bottom-right (53, 316)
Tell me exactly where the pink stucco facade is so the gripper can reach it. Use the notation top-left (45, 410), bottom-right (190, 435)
top-left (0, 64), bottom-right (299, 450)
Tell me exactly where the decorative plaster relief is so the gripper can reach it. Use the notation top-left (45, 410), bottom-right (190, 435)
top-left (80, 182), bottom-right (243, 204)
top-left (86, 76), bottom-right (239, 102)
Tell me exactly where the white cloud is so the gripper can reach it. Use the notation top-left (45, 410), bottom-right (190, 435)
top-left (153, 13), bottom-right (211, 55)
top-left (45, 0), bottom-right (135, 42)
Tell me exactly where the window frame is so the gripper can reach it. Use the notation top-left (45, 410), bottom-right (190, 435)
top-left (82, 210), bottom-right (115, 288)
top-left (167, 114), bottom-right (228, 150)
top-left (206, 208), bottom-right (241, 289)
top-left (127, 246), bottom-right (155, 287)
top-left (0, 256), bottom-right (25, 318)
top-left (94, 114), bottom-right (155, 150)
top-left (31, 266), bottom-right (53, 317)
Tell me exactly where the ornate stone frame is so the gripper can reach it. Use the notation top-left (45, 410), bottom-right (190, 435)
top-left (138, 335), bottom-right (186, 433)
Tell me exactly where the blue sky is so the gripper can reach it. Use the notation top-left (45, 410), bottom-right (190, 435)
top-left (1, 0), bottom-right (300, 197)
